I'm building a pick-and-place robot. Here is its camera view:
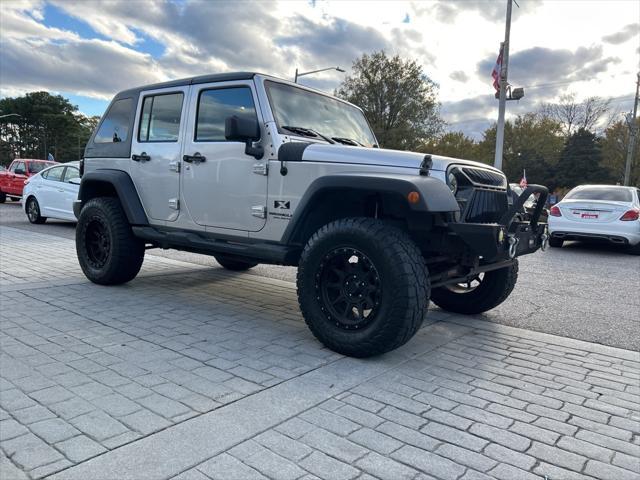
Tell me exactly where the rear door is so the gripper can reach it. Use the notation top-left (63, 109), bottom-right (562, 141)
top-left (181, 80), bottom-right (267, 231)
top-left (130, 87), bottom-right (188, 223)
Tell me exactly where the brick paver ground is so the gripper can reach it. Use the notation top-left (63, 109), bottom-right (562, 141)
top-left (1, 226), bottom-right (639, 480)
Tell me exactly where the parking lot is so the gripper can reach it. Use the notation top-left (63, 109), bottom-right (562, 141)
top-left (1, 200), bottom-right (639, 480)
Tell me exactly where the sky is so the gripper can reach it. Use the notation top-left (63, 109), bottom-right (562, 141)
top-left (1, 0), bottom-right (638, 139)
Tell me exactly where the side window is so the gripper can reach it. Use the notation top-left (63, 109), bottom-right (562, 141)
top-left (94, 98), bottom-right (133, 143)
top-left (196, 87), bottom-right (257, 142)
top-left (63, 167), bottom-right (80, 183)
top-left (13, 162), bottom-right (26, 174)
top-left (45, 166), bottom-right (65, 182)
top-left (8, 162), bottom-right (17, 173)
top-left (138, 93), bottom-right (184, 142)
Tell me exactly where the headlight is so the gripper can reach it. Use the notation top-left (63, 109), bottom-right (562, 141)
top-left (448, 172), bottom-right (458, 195)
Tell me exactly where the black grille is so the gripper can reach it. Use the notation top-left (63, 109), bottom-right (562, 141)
top-left (461, 167), bottom-right (505, 188)
top-left (464, 190), bottom-right (508, 223)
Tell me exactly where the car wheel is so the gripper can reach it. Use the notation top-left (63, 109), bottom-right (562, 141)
top-left (26, 197), bottom-right (47, 224)
top-left (215, 255), bottom-right (258, 271)
top-left (548, 237), bottom-right (564, 248)
top-left (430, 261), bottom-right (518, 315)
top-left (0, 192), bottom-right (6, 203)
top-left (76, 197), bottom-right (145, 285)
top-left (297, 217), bottom-right (429, 358)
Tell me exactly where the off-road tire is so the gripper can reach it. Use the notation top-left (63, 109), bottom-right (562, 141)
top-left (297, 217), bottom-right (430, 358)
top-left (0, 192), bottom-right (6, 203)
top-left (549, 237), bottom-right (564, 248)
top-left (215, 255), bottom-right (258, 271)
top-left (76, 197), bottom-right (144, 285)
top-left (26, 197), bottom-right (46, 224)
top-left (430, 260), bottom-right (518, 315)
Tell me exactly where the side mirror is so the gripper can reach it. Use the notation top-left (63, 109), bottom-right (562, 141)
top-left (225, 116), bottom-right (263, 159)
top-left (68, 177), bottom-right (81, 185)
top-left (14, 168), bottom-right (25, 175)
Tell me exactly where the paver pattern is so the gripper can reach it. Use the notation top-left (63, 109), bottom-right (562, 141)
top-left (1, 226), bottom-right (639, 480)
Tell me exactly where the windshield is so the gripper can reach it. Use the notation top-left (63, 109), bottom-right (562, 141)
top-left (565, 187), bottom-right (632, 202)
top-left (28, 162), bottom-right (54, 174)
top-left (266, 81), bottom-right (378, 148)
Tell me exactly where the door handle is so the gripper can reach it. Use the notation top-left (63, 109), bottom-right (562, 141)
top-left (183, 152), bottom-right (206, 163)
top-left (132, 152), bottom-right (151, 162)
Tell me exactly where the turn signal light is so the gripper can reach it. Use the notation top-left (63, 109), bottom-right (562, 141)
top-left (407, 191), bottom-right (420, 204)
top-left (549, 205), bottom-right (562, 217)
top-left (620, 209), bottom-right (640, 221)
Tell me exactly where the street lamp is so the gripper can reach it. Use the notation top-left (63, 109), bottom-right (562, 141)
top-left (294, 66), bottom-right (345, 83)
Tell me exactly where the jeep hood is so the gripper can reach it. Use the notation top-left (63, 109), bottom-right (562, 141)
top-left (295, 142), bottom-right (501, 173)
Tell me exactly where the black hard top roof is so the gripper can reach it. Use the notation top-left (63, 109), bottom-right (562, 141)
top-left (115, 72), bottom-right (258, 98)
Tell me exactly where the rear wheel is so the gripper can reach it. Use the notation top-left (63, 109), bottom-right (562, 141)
top-left (26, 197), bottom-right (46, 224)
top-left (297, 218), bottom-right (429, 357)
top-left (215, 255), bottom-right (258, 271)
top-left (0, 192), bottom-right (5, 203)
top-left (549, 237), bottom-right (564, 248)
top-left (76, 197), bottom-right (145, 285)
top-left (430, 261), bottom-right (518, 315)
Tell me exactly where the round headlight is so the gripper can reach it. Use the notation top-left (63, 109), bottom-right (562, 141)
top-left (448, 172), bottom-right (458, 195)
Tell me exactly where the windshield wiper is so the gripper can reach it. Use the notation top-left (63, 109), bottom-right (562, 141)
top-left (331, 137), bottom-right (364, 147)
top-left (282, 125), bottom-right (335, 144)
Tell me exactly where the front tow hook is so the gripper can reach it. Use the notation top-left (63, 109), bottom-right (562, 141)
top-left (508, 235), bottom-right (520, 259)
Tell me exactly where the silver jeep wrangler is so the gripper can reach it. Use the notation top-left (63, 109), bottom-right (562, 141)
top-left (75, 72), bottom-right (548, 357)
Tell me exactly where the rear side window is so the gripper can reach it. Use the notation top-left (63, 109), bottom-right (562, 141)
top-left (63, 167), bottom-right (80, 183)
top-left (195, 87), bottom-right (257, 142)
top-left (43, 166), bottom-right (65, 182)
top-left (28, 162), bottom-right (49, 174)
top-left (565, 188), bottom-right (632, 202)
top-left (138, 93), bottom-right (184, 142)
top-left (94, 98), bottom-right (133, 143)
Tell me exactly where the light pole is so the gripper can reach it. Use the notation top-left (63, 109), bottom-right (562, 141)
top-left (294, 66), bottom-right (345, 83)
top-left (494, 0), bottom-right (513, 170)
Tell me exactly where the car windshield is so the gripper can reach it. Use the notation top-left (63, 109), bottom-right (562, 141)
top-left (565, 188), bottom-right (632, 202)
top-left (265, 81), bottom-right (378, 148)
top-left (28, 162), bottom-right (52, 174)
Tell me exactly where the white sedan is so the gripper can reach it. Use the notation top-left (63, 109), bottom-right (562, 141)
top-left (548, 185), bottom-right (640, 254)
top-left (22, 162), bottom-right (80, 224)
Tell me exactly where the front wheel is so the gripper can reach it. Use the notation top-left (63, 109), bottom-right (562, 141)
top-left (76, 197), bottom-right (145, 285)
top-left (430, 261), bottom-right (518, 315)
top-left (0, 192), bottom-right (6, 203)
top-left (297, 218), bottom-right (430, 358)
top-left (26, 197), bottom-right (46, 224)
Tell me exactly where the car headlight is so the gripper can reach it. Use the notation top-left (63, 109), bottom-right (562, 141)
top-left (448, 172), bottom-right (458, 195)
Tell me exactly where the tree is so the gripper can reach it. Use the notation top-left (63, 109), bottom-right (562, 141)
top-left (476, 113), bottom-right (564, 189)
top-left (601, 118), bottom-right (640, 186)
top-left (0, 92), bottom-right (99, 166)
top-left (540, 93), bottom-right (612, 136)
top-left (555, 128), bottom-right (615, 189)
top-left (336, 51), bottom-right (444, 150)
top-left (419, 131), bottom-right (482, 162)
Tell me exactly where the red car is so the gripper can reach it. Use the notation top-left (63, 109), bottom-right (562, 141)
top-left (0, 159), bottom-right (57, 202)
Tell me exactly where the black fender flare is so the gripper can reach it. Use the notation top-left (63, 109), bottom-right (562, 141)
top-left (281, 173), bottom-right (459, 243)
top-left (76, 169), bottom-right (148, 225)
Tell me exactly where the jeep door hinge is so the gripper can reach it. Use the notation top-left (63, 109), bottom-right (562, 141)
top-left (253, 162), bottom-right (268, 175)
top-left (168, 198), bottom-right (180, 210)
top-left (169, 161), bottom-right (181, 172)
top-left (251, 205), bottom-right (267, 218)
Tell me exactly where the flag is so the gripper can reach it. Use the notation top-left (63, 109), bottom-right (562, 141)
top-left (47, 153), bottom-right (54, 161)
top-left (491, 44), bottom-right (504, 92)
top-left (519, 170), bottom-right (527, 189)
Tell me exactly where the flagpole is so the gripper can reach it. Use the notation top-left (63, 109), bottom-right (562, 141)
top-left (494, 0), bottom-right (513, 170)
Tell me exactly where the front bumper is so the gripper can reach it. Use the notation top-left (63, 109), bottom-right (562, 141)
top-left (447, 184), bottom-right (549, 262)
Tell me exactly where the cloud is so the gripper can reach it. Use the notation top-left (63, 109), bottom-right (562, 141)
top-left (602, 23), bottom-right (640, 45)
top-left (449, 70), bottom-right (470, 83)
top-left (415, 0), bottom-right (542, 23)
top-left (477, 46), bottom-right (620, 91)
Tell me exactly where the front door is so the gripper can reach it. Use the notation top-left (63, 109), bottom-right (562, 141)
top-left (9, 161), bottom-right (27, 195)
top-left (181, 81), bottom-right (267, 231)
top-left (130, 87), bottom-right (188, 222)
